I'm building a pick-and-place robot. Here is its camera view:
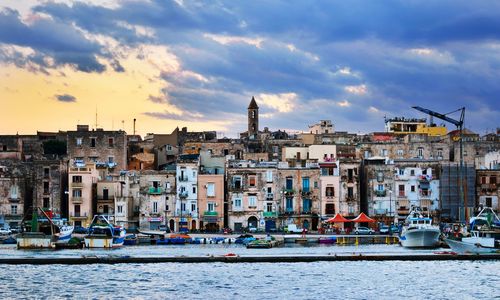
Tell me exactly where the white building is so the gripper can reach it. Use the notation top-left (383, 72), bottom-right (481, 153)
top-left (175, 157), bottom-right (199, 231)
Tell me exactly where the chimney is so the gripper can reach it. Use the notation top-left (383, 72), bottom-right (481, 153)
top-left (133, 118), bottom-right (136, 136)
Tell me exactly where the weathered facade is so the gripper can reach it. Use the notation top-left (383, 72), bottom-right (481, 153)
top-left (68, 163), bottom-right (99, 227)
top-left (476, 170), bottom-right (499, 213)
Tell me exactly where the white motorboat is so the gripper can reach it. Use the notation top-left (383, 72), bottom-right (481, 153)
top-left (399, 207), bottom-right (441, 248)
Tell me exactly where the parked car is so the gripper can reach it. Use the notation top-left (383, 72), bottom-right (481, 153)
top-left (0, 228), bottom-right (12, 235)
top-left (379, 225), bottom-right (390, 234)
top-left (73, 226), bottom-right (88, 234)
top-left (285, 224), bottom-right (307, 234)
top-left (354, 226), bottom-right (375, 235)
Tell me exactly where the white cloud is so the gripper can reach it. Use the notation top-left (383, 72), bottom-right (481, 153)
top-left (204, 34), bottom-right (264, 49)
top-left (407, 48), bottom-right (455, 65)
top-left (368, 106), bottom-right (379, 113)
top-left (257, 92), bottom-right (298, 113)
top-left (344, 84), bottom-right (367, 95)
top-left (337, 100), bottom-right (351, 107)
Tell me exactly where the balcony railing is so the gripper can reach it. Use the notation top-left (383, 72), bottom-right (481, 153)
top-left (8, 197), bottom-right (20, 202)
top-left (374, 190), bottom-right (386, 197)
top-left (397, 208), bottom-right (410, 215)
top-left (179, 191), bottom-right (188, 198)
top-left (204, 211), bottom-right (218, 216)
top-left (71, 197), bottom-right (83, 204)
top-left (266, 193), bottom-right (274, 200)
top-left (178, 176), bottom-right (188, 182)
top-left (148, 187), bottom-right (164, 195)
top-left (263, 211), bottom-right (278, 218)
top-left (70, 213), bottom-right (88, 218)
top-left (71, 182), bottom-right (83, 188)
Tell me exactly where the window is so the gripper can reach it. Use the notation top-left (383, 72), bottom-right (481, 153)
top-left (234, 198), bottom-right (242, 208)
top-left (397, 149), bottom-right (404, 157)
top-left (181, 203), bottom-right (186, 211)
top-left (90, 137), bottom-right (96, 148)
top-left (207, 183), bottom-right (215, 197)
top-left (486, 197), bottom-right (492, 207)
top-left (491, 176), bottom-right (497, 185)
top-left (117, 205), bottom-right (123, 214)
top-left (233, 176), bottom-right (242, 189)
top-left (192, 186), bottom-right (196, 194)
top-left (266, 170), bottom-right (273, 182)
top-left (481, 177), bottom-right (487, 184)
top-left (398, 185), bottom-right (405, 197)
top-left (165, 204), bottom-right (169, 211)
top-left (11, 205), bottom-right (17, 215)
top-left (399, 169), bottom-right (404, 175)
top-left (286, 197), bottom-right (293, 212)
top-left (103, 188), bottom-right (109, 200)
top-left (191, 203), bottom-right (196, 212)
top-left (249, 176), bottom-right (256, 187)
top-left (347, 187), bottom-right (354, 198)
top-left (326, 186), bottom-right (335, 197)
top-left (248, 196), bottom-right (257, 207)
top-left (302, 198), bottom-right (311, 213)
top-left (208, 202), bottom-right (215, 212)
top-left (377, 184), bottom-right (384, 191)
top-left (43, 182), bottom-right (49, 194)
top-left (72, 189), bottom-right (82, 198)
top-left (302, 177), bottom-right (310, 192)
top-left (89, 156), bottom-right (98, 162)
top-left (437, 148), bottom-right (443, 158)
top-left (44, 167), bottom-right (50, 178)
top-left (108, 156), bottom-right (114, 164)
top-left (348, 169), bottom-right (354, 181)
top-left (153, 202), bottom-right (158, 213)
top-left (286, 177), bottom-right (293, 190)
top-left (325, 203), bottom-right (335, 214)
top-left (9, 185), bottom-right (18, 199)
top-left (72, 176), bottom-right (82, 183)
top-left (314, 181), bottom-right (318, 188)
top-left (417, 147), bottom-right (424, 158)
top-left (410, 169), bottom-right (415, 176)
top-left (108, 138), bottom-right (114, 147)
top-left (76, 138), bottom-right (82, 146)
top-left (266, 202), bottom-right (273, 212)
top-left (43, 197), bottom-right (50, 208)
top-left (411, 185), bottom-right (415, 192)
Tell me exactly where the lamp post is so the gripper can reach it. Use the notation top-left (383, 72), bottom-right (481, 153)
top-left (388, 190), bottom-right (393, 227)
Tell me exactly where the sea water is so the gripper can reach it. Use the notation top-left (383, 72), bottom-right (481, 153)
top-left (0, 244), bottom-right (498, 299)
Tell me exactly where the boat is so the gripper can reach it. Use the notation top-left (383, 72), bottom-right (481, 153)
top-left (16, 207), bottom-right (74, 249)
top-left (235, 234), bottom-right (255, 244)
top-left (399, 206), bottom-right (441, 248)
top-left (319, 236), bottom-right (337, 244)
top-left (246, 236), bottom-right (280, 249)
top-left (84, 215), bottom-right (126, 248)
top-left (445, 207), bottom-right (500, 254)
top-left (0, 236), bottom-right (16, 244)
top-left (123, 234), bottom-right (138, 246)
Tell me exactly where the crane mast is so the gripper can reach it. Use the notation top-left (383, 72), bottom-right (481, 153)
top-left (412, 106), bottom-right (467, 222)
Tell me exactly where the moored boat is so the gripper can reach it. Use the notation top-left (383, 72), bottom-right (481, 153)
top-left (84, 215), bottom-right (126, 248)
top-left (399, 207), bottom-right (441, 248)
top-left (16, 207), bottom-right (74, 249)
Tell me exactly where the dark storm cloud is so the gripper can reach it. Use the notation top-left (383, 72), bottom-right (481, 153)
top-left (55, 93), bottom-right (76, 102)
top-left (2, 0), bottom-right (500, 133)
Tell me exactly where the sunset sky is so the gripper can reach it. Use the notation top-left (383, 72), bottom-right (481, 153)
top-left (1, 1), bottom-right (499, 137)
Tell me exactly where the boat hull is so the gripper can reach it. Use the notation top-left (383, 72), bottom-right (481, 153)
top-left (445, 238), bottom-right (500, 254)
top-left (16, 233), bottom-right (56, 249)
top-left (400, 229), bottom-right (441, 248)
top-left (84, 236), bottom-right (114, 248)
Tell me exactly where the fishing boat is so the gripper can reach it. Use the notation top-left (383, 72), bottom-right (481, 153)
top-left (246, 236), bottom-right (280, 249)
top-left (84, 215), bottom-right (126, 248)
top-left (399, 206), bottom-right (441, 248)
top-left (16, 207), bottom-right (74, 249)
top-left (445, 207), bottom-right (500, 254)
top-left (123, 234), bottom-right (138, 246)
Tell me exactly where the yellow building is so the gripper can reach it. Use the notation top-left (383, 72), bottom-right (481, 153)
top-left (385, 117), bottom-right (446, 136)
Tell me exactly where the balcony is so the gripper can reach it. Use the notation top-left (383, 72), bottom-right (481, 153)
top-left (301, 189), bottom-right (312, 196)
top-left (397, 208), bottom-right (410, 215)
top-left (4, 214), bottom-right (22, 220)
top-left (178, 176), bottom-right (188, 182)
top-left (179, 191), bottom-right (188, 198)
top-left (71, 182), bottom-right (83, 188)
top-left (8, 197), bottom-right (20, 203)
top-left (266, 193), bottom-right (274, 200)
top-left (70, 213), bottom-right (89, 219)
top-left (283, 188), bottom-right (295, 195)
top-left (374, 209), bottom-right (388, 215)
top-left (71, 197), bottom-right (83, 204)
top-left (148, 187), bottom-right (164, 195)
top-left (204, 211), bottom-right (218, 216)
top-left (263, 211), bottom-right (278, 218)
top-left (374, 190), bottom-right (386, 197)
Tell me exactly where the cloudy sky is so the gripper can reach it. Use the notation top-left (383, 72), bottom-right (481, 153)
top-left (1, 0), bottom-right (499, 137)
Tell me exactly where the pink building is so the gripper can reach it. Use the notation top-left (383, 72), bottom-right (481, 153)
top-left (197, 174), bottom-right (224, 232)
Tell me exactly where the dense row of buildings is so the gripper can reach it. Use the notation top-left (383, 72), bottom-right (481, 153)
top-left (1, 98), bottom-right (499, 232)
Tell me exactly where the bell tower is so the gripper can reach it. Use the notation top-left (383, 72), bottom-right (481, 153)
top-left (248, 96), bottom-right (259, 139)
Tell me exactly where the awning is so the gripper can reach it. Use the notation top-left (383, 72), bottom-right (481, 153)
top-left (326, 213), bottom-right (351, 223)
top-left (203, 216), bottom-right (218, 223)
top-left (352, 212), bottom-right (376, 223)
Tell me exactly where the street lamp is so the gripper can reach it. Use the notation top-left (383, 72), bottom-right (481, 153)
top-left (388, 190), bottom-right (393, 227)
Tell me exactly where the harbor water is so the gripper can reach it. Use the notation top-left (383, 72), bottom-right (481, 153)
top-left (0, 244), bottom-right (499, 299)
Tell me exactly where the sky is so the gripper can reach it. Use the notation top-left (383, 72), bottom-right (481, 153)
top-left (1, 0), bottom-right (499, 137)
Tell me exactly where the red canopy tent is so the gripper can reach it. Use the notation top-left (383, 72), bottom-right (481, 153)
top-left (352, 212), bottom-right (376, 223)
top-left (326, 213), bottom-right (351, 223)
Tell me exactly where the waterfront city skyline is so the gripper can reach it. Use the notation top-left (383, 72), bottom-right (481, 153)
top-left (1, 0), bottom-right (500, 137)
